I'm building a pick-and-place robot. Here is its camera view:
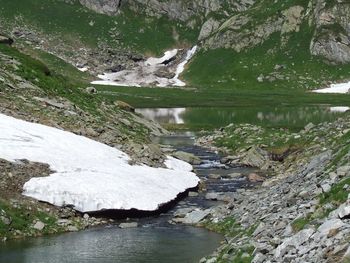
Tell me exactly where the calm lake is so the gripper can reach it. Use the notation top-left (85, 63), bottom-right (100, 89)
top-left (136, 105), bottom-right (349, 130)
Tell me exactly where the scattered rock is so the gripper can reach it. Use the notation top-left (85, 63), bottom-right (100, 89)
top-left (172, 151), bottom-right (201, 165)
top-left (33, 221), bottom-right (45, 231)
top-left (67, 225), bottom-right (79, 232)
top-left (178, 209), bottom-right (210, 225)
top-left (85, 87), bottom-right (97, 94)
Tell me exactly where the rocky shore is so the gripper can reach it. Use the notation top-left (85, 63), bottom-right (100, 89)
top-left (194, 117), bottom-right (350, 262)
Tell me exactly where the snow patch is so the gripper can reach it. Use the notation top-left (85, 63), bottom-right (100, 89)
top-left (91, 46), bottom-right (197, 87)
top-left (313, 81), bottom-right (350, 94)
top-left (145, 49), bottom-right (178, 66)
top-left (165, 156), bottom-right (193, 172)
top-left (0, 114), bottom-right (199, 212)
top-left (330, 106), bottom-right (350, 113)
top-left (77, 67), bottom-right (89, 72)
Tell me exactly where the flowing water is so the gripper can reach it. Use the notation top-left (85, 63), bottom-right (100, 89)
top-left (3, 103), bottom-right (344, 262)
top-left (0, 134), bottom-right (259, 263)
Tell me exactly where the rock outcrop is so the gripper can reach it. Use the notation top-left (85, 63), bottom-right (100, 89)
top-left (79, 0), bottom-right (121, 15)
top-left (310, 0), bottom-right (350, 64)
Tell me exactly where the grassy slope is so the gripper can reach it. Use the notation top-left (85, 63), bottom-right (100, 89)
top-left (93, 1), bottom-right (350, 111)
top-left (95, 24), bottom-right (350, 110)
top-left (0, 0), bottom-right (198, 55)
top-left (1, 0), bottom-right (349, 118)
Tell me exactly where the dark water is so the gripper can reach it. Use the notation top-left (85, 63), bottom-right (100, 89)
top-left (0, 226), bottom-right (222, 263)
top-left (136, 105), bottom-right (349, 129)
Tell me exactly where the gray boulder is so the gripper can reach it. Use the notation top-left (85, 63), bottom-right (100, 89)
top-left (173, 151), bottom-right (201, 165)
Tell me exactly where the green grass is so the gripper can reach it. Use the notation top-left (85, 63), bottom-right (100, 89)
top-left (320, 177), bottom-right (350, 206)
top-left (291, 216), bottom-right (312, 232)
top-left (204, 217), bottom-right (242, 236)
top-left (0, 0), bottom-right (199, 55)
top-left (93, 25), bottom-right (350, 116)
top-left (0, 200), bottom-right (61, 238)
top-left (0, 44), bottom-right (101, 114)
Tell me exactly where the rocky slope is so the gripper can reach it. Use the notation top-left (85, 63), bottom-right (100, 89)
top-left (77, 0), bottom-right (350, 65)
top-left (195, 117), bottom-right (350, 262)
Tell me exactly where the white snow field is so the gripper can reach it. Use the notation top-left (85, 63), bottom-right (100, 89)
top-left (313, 81), bottom-right (350, 94)
top-left (0, 114), bottom-right (199, 212)
top-left (91, 46), bottom-right (197, 87)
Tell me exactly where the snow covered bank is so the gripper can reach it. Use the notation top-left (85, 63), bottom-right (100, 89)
top-left (0, 114), bottom-right (199, 212)
top-left (91, 46), bottom-right (197, 87)
top-left (313, 81), bottom-right (350, 94)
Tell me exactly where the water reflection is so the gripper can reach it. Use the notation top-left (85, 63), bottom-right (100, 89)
top-left (136, 108), bottom-right (186, 124)
top-left (0, 226), bottom-right (222, 263)
top-left (136, 106), bottom-right (349, 129)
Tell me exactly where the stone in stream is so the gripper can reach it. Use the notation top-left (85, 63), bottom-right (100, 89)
top-left (241, 146), bottom-right (267, 168)
top-left (172, 151), bottom-right (201, 165)
top-left (119, 222), bottom-right (138, 229)
top-left (188, 191), bottom-right (199, 197)
top-left (173, 209), bottom-right (210, 225)
top-left (67, 225), bottom-right (79, 232)
top-left (227, 172), bottom-right (243, 178)
top-left (205, 192), bottom-right (219, 200)
top-left (174, 207), bottom-right (195, 218)
top-left (208, 174), bottom-right (221, 180)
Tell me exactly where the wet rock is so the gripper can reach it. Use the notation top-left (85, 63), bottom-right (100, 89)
top-left (188, 191), bottom-right (199, 197)
top-left (208, 174), bottom-right (221, 180)
top-left (67, 225), bottom-right (79, 232)
top-left (172, 151), bottom-right (201, 165)
top-left (119, 222), bottom-right (138, 229)
top-left (205, 192), bottom-right (219, 200)
top-left (227, 172), bottom-right (243, 178)
top-left (178, 209), bottom-right (210, 224)
top-left (241, 146), bottom-right (267, 168)
top-left (174, 207), bottom-right (194, 218)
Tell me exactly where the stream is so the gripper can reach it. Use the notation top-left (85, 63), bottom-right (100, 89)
top-left (1, 104), bottom-right (348, 263)
top-left (0, 133), bottom-right (258, 263)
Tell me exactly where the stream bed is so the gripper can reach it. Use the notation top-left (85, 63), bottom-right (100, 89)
top-left (0, 134), bottom-right (256, 263)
